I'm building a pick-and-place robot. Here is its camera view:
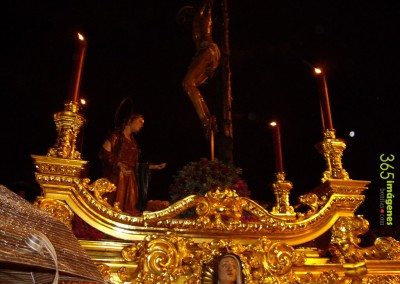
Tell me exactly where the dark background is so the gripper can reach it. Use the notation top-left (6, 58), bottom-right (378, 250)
top-left (2, 1), bottom-right (399, 232)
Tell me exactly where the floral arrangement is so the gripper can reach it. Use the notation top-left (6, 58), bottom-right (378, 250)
top-left (169, 158), bottom-right (251, 202)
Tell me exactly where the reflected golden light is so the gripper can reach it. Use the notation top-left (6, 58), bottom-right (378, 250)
top-left (80, 98), bottom-right (87, 105)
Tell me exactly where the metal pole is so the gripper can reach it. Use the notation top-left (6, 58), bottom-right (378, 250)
top-left (220, 0), bottom-right (234, 163)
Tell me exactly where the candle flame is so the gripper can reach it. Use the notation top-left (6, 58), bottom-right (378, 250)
top-left (80, 98), bottom-right (87, 105)
top-left (270, 121), bottom-right (277, 127)
top-left (77, 33), bottom-right (85, 41)
top-left (314, 67), bottom-right (322, 74)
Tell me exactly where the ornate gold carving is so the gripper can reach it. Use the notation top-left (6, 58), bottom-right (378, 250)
top-left (356, 236), bottom-right (400, 261)
top-left (295, 193), bottom-right (328, 220)
top-left (96, 263), bottom-right (111, 282)
top-left (116, 267), bottom-right (130, 283)
top-left (32, 174), bottom-right (366, 243)
top-left (271, 172), bottom-right (295, 218)
top-left (31, 165), bottom-right (368, 245)
top-left (298, 270), bottom-right (340, 283)
top-left (117, 233), bottom-right (304, 283)
top-left (318, 129), bottom-right (350, 182)
top-left (195, 188), bottom-right (247, 229)
top-left (47, 102), bottom-right (85, 160)
top-left (362, 275), bottom-right (400, 283)
top-left (82, 178), bottom-right (120, 212)
top-left (82, 236), bottom-right (400, 283)
top-left (372, 237), bottom-right (400, 259)
top-left (121, 242), bottom-right (144, 261)
top-left (143, 188), bottom-right (365, 241)
top-left (34, 197), bottom-right (74, 228)
top-left (123, 232), bottom-right (196, 283)
top-left (329, 216), bottom-right (369, 263)
top-left (329, 216), bottom-right (400, 264)
top-left (250, 238), bottom-right (305, 283)
top-left (32, 155), bottom-right (87, 179)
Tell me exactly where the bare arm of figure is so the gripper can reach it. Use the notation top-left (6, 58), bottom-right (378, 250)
top-left (149, 163), bottom-right (167, 170)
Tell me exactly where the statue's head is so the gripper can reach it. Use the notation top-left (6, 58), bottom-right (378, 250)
top-left (124, 113), bottom-right (144, 134)
top-left (215, 254), bottom-right (243, 284)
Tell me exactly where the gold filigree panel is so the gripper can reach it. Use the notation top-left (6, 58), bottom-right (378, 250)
top-left (115, 232), bottom-right (305, 283)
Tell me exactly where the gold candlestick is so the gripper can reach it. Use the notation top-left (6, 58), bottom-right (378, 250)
top-left (47, 102), bottom-right (85, 160)
top-left (317, 129), bottom-right (350, 182)
top-left (271, 172), bottom-right (295, 219)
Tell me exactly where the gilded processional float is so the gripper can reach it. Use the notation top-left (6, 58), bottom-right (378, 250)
top-left (31, 7), bottom-right (400, 284)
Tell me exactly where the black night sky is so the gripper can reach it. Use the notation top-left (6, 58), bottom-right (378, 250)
top-left (2, 1), bottom-right (400, 231)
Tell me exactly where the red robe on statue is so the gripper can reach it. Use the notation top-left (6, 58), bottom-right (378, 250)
top-left (99, 132), bottom-right (140, 214)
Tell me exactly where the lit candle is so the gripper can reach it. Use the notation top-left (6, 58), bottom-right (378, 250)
top-left (314, 67), bottom-right (333, 130)
top-left (270, 121), bottom-right (284, 173)
top-left (70, 33), bottom-right (87, 103)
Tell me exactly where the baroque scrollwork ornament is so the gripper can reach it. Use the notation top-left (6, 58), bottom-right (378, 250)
top-left (298, 270), bottom-right (340, 284)
top-left (34, 197), bottom-right (74, 228)
top-left (295, 193), bottom-right (328, 220)
top-left (96, 263), bottom-right (111, 282)
top-left (81, 178), bottom-right (121, 212)
top-left (329, 216), bottom-right (400, 264)
top-left (195, 188), bottom-right (247, 228)
top-left (117, 233), bottom-right (304, 283)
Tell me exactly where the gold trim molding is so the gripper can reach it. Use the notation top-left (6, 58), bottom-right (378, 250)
top-left (31, 160), bottom-right (368, 245)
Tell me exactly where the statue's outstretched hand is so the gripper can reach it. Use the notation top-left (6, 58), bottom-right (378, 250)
top-left (149, 163), bottom-right (167, 170)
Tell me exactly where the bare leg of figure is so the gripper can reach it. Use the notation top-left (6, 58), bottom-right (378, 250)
top-left (183, 78), bottom-right (216, 136)
top-left (182, 50), bottom-right (215, 136)
top-left (182, 79), bottom-right (210, 122)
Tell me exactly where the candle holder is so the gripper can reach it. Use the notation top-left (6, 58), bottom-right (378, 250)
top-left (317, 129), bottom-right (350, 182)
top-left (47, 101), bottom-right (85, 160)
top-left (271, 172), bottom-right (296, 219)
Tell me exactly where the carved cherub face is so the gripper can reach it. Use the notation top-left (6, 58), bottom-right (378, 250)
top-left (218, 256), bottom-right (238, 283)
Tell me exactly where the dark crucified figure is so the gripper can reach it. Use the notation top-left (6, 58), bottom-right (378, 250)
top-left (182, 0), bottom-right (220, 138)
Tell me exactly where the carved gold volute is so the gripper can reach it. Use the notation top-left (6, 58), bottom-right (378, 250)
top-left (34, 197), bottom-right (74, 228)
top-left (115, 233), bottom-right (304, 283)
